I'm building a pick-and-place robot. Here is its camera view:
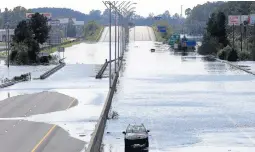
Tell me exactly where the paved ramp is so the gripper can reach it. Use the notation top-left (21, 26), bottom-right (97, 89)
top-left (0, 92), bottom-right (86, 152)
top-left (99, 26), bottom-right (123, 42)
top-left (129, 26), bottom-right (156, 41)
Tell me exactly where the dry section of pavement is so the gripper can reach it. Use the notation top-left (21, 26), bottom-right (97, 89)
top-left (0, 92), bottom-right (85, 152)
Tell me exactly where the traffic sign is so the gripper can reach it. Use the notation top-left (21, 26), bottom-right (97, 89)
top-left (154, 16), bottom-right (162, 20)
top-left (48, 20), bottom-right (60, 26)
top-left (228, 15), bottom-right (241, 25)
top-left (249, 14), bottom-right (255, 25)
top-left (157, 26), bottom-right (166, 33)
top-left (26, 13), bottom-right (52, 19)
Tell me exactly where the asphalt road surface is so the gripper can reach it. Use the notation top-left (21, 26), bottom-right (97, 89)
top-left (129, 26), bottom-right (156, 41)
top-left (0, 91), bottom-right (86, 152)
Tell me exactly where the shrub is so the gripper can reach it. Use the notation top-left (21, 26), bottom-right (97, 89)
top-left (238, 50), bottom-right (250, 61)
top-left (39, 56), bottom-right (49, 64)
top-left (10, 50), bottom-right (18, 62)
top-left (227, 48), bottom-right (238, 61)
top-left (198, 37), bottom-right (219, 55)
top-left (108, 110), bottom-right (119, 120)
top-left (217, 45), bottom-right (232, 60)
top-left (251, 48), bottom-right (255, 61)
top-left (16, 51), bottom-right (29, 65)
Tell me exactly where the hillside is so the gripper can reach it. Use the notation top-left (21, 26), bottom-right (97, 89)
top-left (31, 7), bottom-right (88, 20)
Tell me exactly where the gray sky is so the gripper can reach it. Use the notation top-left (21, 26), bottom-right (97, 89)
top-left (1, 0), bottom-right (220, 17)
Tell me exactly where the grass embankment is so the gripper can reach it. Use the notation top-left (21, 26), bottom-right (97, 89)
top-left (0, 51), bottom-right (7, 58)
top-left (0, 40), bottom-right (82, 58)
top-left (42, 40), bottom-right (82, 54)
top-left (85, 25), bottom-right (103, 41)
top-left (0, 42), bottom-right (6, 46)
top-left (152, 25), bottom-right (165, 42)
top-left (84, 21), bottom-right (104, 42)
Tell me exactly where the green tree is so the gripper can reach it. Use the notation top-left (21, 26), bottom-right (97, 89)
top-left (185, 8), bottom-right (192, 16)
top-left (67, 18), bottom-right (76, 37)
top-left (13, 20), bottom-right (32, 43)
top-left (29, 13), bottom-right (50, 44)
top-left (84, 21), bottom-right (102, 41)
top-left (11, 13), bottom-right (50, 64)
top-left (216, 12), bottom-right (228, 47)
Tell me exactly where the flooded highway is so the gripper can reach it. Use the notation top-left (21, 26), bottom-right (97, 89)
top-left (102, 38), bottom-right (255, 152)
top-left (0, 41), bottom-right (113, 149)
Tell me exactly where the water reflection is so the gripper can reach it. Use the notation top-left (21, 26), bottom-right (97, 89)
top-left (203, 62), bottom-right (227, 74)
top-left (202, 56), bottom-right (216, 62)
top-left (125, 148), bottom-right (148, 152)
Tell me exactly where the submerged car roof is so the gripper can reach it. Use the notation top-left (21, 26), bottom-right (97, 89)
top-left (126, 124), bottom-right (146, 133)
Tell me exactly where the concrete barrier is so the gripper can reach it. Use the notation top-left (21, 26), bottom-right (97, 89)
top-left (207, 55), bottom-right (255, 76)
top-left (0, 74), bottom-right (31, 88)
top-left (86, 58), bottom-right (124, 152)
top-left (0, 81), bottom-right (15, 88)
top-left (40, 63), bottom-right (66, 79)
top-left (96, 60), bottom-right (108, 79)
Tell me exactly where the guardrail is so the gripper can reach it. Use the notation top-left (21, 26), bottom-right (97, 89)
top-left (0, 73), bottom-right (31, 88)
top-left (40, 63), bottom-right (66, 79)
top-left (40, 39), bottom-right (83, 51)
top-left (86, 58), bottom-right (124, 152)
top-left (95, 57), bottom-right (123, 79)
top-left (207, 55), bottom-right (255, 76)
top-left (96, 59), bottom-right (108, 79)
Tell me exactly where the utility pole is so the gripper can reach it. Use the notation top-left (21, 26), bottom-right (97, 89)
top-left (7, 22), bottom-right (10, 68)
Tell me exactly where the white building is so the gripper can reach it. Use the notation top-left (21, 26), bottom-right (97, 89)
top-left (57, 18), bottom-right (84, 38)
top-left (0, 29), bottom-right (14, 42)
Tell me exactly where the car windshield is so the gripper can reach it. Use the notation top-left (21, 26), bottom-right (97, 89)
top-left (127, 125), bottom-right (146, 133)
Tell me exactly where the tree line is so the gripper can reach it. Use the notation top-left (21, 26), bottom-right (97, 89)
top-left (194, 1), bottom-right (255, 61)
top-left (0, 7), bottom-right (184, 33)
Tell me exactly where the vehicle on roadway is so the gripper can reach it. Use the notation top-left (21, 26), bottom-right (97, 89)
top-left (150, 48), bottom-right (155, 52)
top-left (122, 124), bottom-right (150, 151)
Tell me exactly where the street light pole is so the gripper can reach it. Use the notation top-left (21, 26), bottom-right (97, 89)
top-left (114, 3), bottom-right (117, 74)
top-left (117, 10), bottom-right (120, 68)
top-left (109, 4), bottom-right (112, 88)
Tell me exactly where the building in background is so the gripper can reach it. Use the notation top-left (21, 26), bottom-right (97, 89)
top-left (74, 20), bottom-right (85, 38)
top-left (47, 19), bottom-right (62, 45)
top-left (57, 18), bottom-right (84, 38)
top-left (0, 29), bottom-right (14, 42)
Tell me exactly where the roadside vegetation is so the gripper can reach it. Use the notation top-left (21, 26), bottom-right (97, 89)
top-left (84, 21), bottom-right (103, 41)
top-left (152, 20), bottom-right (172, 42)
top-left (41, 40), bottom-right (82, 54)
top-left (188, 1), bottom-right (255, 61)
top-left (9, 13), bottom-right (51, 65)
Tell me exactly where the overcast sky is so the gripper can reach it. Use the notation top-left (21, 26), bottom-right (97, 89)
top-left (1, 0), bottom-right (224, 17)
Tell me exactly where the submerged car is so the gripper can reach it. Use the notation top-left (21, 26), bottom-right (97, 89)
top-left (122, 124), bottom-right (150, 150)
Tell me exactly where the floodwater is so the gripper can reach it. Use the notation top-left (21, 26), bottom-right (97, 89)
top-left (102, 41), bottom-right (255, 152)
top-left (0, 42), bottom-right (115, 145)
